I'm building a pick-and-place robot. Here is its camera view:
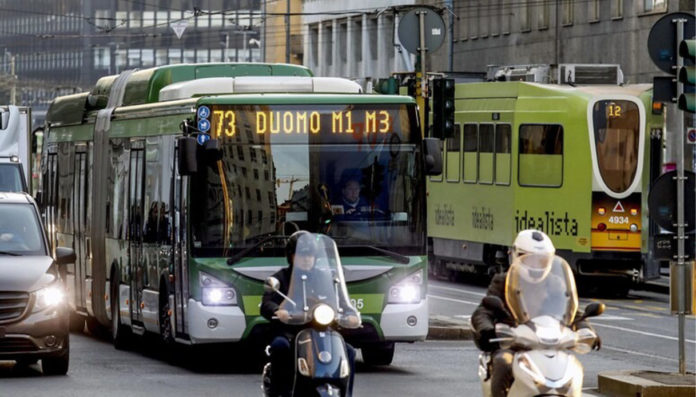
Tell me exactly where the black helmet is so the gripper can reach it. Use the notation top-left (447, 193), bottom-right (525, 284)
top-left (285, 230), bottom-right (315, 266)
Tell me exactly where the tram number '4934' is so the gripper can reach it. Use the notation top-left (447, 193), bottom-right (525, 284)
top-left (608, 216), bottom-right (629, 225)
top-left (350, 298), bottom-right (365, 310)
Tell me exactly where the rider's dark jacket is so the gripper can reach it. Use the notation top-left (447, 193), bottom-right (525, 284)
top-left (471, 273), bottom-right (593, 352)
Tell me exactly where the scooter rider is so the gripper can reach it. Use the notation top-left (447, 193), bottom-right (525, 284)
top-left (261, 230), bottom-right (357, 397)
top-left (471, 229), bottom-right (601, 397)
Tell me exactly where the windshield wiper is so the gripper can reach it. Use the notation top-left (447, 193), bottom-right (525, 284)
top-left (333, 237), bottom-right (410, 264)
top-left (0, 250), bottom-right (20, 256)
top-left (226, 235), bottom-right (289, 266)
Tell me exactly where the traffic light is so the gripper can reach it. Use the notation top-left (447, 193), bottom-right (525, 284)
top-left (432, 78), bottom-right (455, 139)
top-left (678, 39), bottom-right (695, 113)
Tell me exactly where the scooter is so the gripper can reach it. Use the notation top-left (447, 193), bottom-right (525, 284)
top-left (477, 255), bottom-right (604, 397)
top-left (261, 233), bottom-right (361, 397)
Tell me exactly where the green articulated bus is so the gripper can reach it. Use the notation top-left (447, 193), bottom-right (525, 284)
top-left (427, 77), bottom-right (664, 293)
top-left (42, 63), bottom-right (437, 365)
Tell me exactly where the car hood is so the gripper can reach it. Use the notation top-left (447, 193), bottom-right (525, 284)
top-left (0, 256), bottom-right (54, 291)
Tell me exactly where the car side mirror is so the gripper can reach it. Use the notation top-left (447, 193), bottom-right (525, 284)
top-left (55, 247), bottom-right (76, 266)
top-left (423, 138), bottom-right (443, 176)
top-left (264, 276), bottom-right (280, 293)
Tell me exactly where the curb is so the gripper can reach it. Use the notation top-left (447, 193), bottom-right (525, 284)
top-left (598, 370), bottom-right (696, 397)
top-left (427, 325), bottom-right (473, 340)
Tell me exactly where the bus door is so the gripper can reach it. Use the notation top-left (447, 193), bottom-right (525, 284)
top-left (72, 150), bottom-right (88, 310)
top-left (172, 145), bottom-right (189, 337)
top-left (128, 145), bottom-right (145, 326)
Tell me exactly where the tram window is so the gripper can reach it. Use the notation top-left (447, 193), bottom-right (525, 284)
top-left (446, 124), bottom-right (461, 182)
top-left (429, 132), bottom-right (444, 183)
top-left (518, 124), bottom-right (563, 187)
top-left (495, 124), bottom-right (511, 185)
top-left (463, 124), bottom-right (478, 183)
top-left (478, 124), bottom-right (494, 184)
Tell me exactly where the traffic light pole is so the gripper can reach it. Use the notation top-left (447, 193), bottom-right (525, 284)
top-left (673, 17), bottom-right (686, 376)
top-left (417, 10), bottom-right (427, 136)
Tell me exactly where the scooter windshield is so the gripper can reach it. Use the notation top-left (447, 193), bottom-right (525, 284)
top-left (505, 254), bottom-right (578, 325)
top-left (279, 233), bottom-right (361, 328)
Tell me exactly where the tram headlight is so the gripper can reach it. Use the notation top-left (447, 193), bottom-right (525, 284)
top-left (630, 223), bottom-right (638, 232)
top-left (388, 269), bottom-right (424, 304)
top-left (33, 283), bottom-right (65, 312)
top-left (313, 304), bottom-right (335, 326)
top-left (200, 272), bottom-right (237, 306)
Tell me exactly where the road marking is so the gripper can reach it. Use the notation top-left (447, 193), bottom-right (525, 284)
top-left (591, 315), bottom-right (632, 321)
top-left (427, 294), bottom-right (479, 305)
top-left (591, 322), bottom-right (696, 344)
top-left (429, 284), bottom-right (486, 297)
top-left (602, 345), bottom-right (679, 363)
top-left (454, 315), bottom-right (471, 319)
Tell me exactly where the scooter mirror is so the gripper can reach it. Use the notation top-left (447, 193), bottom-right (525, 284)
top-left (264, 277), bottom-right (280, 293)
top-left (583, 302), bottom-right (605, 318)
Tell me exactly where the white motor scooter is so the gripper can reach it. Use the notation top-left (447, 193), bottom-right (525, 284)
top-left (477, 255), bottom-right (604, 397)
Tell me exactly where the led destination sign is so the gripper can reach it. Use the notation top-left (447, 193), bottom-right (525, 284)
top-left (203, 104), bottom-right (418, 144)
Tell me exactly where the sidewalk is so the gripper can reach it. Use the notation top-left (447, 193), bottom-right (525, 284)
top-left (427, 317), bottom-right (696, 397)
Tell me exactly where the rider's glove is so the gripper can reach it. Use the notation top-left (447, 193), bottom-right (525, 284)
top-left (478, 328), bottom-right (499, 352)
top-left (592, 335), bottom-right (601, 351)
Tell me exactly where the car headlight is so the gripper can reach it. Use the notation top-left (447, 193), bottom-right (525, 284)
top-left (33, 284), bottom-right (65, 312)
top-left (200, 272), bottom-right (237, 306)
top-left (313, 304), bottom-right (335, 326)
top-left (388, 269), bottom-right (424, 304)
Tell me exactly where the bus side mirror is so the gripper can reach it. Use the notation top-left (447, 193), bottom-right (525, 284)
top-left (423, 138), bottom-right (443, 176)
top-left (178, 137), bottom-right (198, 176)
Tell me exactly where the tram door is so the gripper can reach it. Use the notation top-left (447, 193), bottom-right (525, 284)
top-left (128, 145), bottom-right (145, 325)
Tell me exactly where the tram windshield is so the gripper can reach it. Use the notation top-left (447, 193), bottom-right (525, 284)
top-left (189, 103), bottom-right (426, 258)
top-left (592, 99), bottom-right (640, 193)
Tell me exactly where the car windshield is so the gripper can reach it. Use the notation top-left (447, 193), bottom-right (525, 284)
top-left (0, 164), bottom-right (24, 192)
top-left (0, 203), bottom-right (45, 255)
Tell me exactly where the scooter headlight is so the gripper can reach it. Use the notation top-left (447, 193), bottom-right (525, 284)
top-left (313, 304), bottom-right (335, 326)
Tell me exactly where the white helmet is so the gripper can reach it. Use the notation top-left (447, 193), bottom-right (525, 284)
top-left (511, 229), bottom-right (555, 261)
top-left (510, 229), bottom-right (556, 283)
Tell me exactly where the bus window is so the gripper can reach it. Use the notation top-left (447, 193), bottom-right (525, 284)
top-left (495, 124), bottom-right (511, 185)
top-left (478, 124), bottom-right (494, 184)
top-left (446, 124), bottom-right (461, 182)
top-left (518, 124), bottom-right (563, 187)
top-left (463, 124), bottom-right (477, 183)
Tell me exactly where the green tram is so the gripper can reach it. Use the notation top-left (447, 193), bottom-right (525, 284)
top-left (427, 79), bottom-right (664, 292)
top-left (41, 63), bottom-right (439, 364)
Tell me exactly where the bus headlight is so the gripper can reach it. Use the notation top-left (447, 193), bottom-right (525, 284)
top-left (200, 272), bottom-right (237, 306)
top-left (33, 284), bottom-right (65, 312)
top-left (313, 304), bottom-right (335, 326)
top-left (388, 269), bottom-right (424, 304)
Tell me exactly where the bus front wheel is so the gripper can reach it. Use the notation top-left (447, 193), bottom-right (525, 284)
top-left (361, 343), bottom-right (395, 366)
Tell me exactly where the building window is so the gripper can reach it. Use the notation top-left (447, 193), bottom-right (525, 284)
top-left (538, 2), bottom-right (550, 29)
top-left (456, 3), bottom-right (468, 40)
top-left (521, 0), bottom-right (532, 32)
top-left (562, 0), bottom-right (574, 26)
top-left (643, 0), bottom-right (666, 13)
top-left (502, 0), bottom-right (511, 34)
top-left (589, 0), bottom-right (600, 22)
top-left (518, 124), bottom-right (564, 187)
top-left (479, 0), bottom-right (488, 38)
top-left (612, 0), bottom-right (623, 19)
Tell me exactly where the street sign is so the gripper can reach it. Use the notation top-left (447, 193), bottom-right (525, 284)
top-left (397, 7), bottom-right (446, 54)
top-left (647, 170), bottom-right (695, 233)
top-left (647, 12), bottom-right (695, 74)
top-left (688, 127), bottom-right (696, 144)
top-left (170, 20), bottom-right (188, 39)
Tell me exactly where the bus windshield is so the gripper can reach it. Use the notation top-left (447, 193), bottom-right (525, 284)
top-left (190, 103), bottom-right (425, 258)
